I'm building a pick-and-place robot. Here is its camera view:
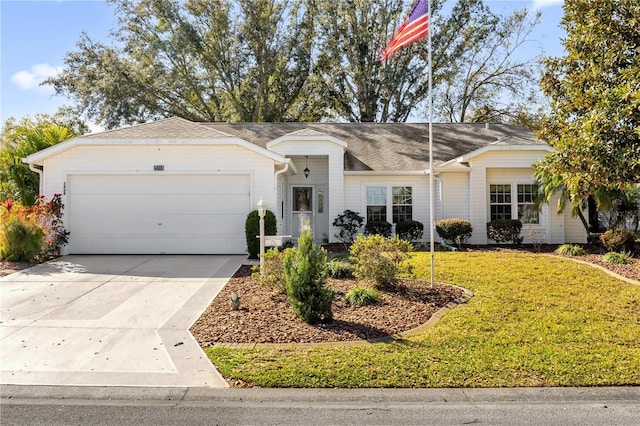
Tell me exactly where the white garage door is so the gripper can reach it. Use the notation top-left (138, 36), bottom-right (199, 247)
top-left (67, 174), bottom-right (250, 254)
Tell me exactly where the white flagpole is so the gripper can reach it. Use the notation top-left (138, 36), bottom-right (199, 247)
top-left (428, 0), bottom-right (435, 289)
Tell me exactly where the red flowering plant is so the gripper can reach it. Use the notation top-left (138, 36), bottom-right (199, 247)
top-left (31, 194), bottom-right (70, 258)
top-left (0, 194), bottom-right (69, 261)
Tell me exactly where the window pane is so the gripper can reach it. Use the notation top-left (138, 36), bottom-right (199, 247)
top-left (293, 187), bottom-right (312, 211)
top-left (367, 206), bottom-right (387, 222)
top-left (393, 205), bottom-right (413, 223)
top-left (366, 186), bottom-right (386, 205)
top-left (517, 184), bottom-right (539, 224)
top-left (392, 186), bottom-right (412, 205)
top-left (491, 204), bottom-right (512, 221)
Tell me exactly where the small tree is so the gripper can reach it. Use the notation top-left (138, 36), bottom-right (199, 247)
top-left (245, 209), bottom-right (277, 258)
top-left (284, 229), bottom-right (333, 324)
top-left (349, 234), bottom-right (412, 287)
top-left (332, 209), bottom-right (364, 244)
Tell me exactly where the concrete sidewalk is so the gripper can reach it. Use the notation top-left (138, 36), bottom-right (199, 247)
top-left (0, 255), bottom-right (245, 388)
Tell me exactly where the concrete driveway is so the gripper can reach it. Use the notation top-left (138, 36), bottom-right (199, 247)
top-left (0, 255), bottom-right (245, 388)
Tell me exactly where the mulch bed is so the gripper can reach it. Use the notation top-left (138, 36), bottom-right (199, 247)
top-left (190, 265), bottom-right (464, 346)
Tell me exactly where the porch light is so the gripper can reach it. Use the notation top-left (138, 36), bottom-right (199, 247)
top-left (304, 156), bottom-right (310, 179)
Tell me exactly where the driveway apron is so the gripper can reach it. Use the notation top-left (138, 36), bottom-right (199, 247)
top-left (0, 255), bottom-right (245, 388)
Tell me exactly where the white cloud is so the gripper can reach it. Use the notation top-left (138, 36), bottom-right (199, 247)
top-left (530, 0), bottom-right (564, 10)
top-left (11, 64), bottom-right (63, 94)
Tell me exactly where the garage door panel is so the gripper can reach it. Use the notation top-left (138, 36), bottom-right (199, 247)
top-left (68, 174), bottom-right (251, 254)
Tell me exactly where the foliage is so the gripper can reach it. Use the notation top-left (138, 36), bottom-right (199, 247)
top-left (1, 113), bottom-right (81, 205)
top-left (487, 219), bottom-right (523, 245)
top-left (555, 244), bottom-right (585, 257)
top-left (46, 0), bottom-right (321, 128)
top-left (435, 218), bottom-right (472, 247)
top-left (435, 8), bottom-right (542, 123)
top-left (349, 234), bottom-right (412, 287)
top-left (252, 247), bottom-right (292, 294)
top-left (326, 257), bottom-right (354, 279)
top-left (536, 0), bottom-right (640, 204)
top-left (283, 229), bottom-right (333, 324)
top-left (344, 287), bottom-right (380, 307)
top-left (332, 209), bottom-right (364, 244)
top-left (364, 221), bottom-right (392, 238)
top-left (207, 252), bottom-right (640, 388)
top-left (395, 220), bottom-right (424, 242)
top-left (0, 215), bottom-right (44, 262)
top-left (0, 195), bottom-right (70, 261)
top-left (599, 229), bottom-right (637, 254)
top-left (46, 0), bottom-right (543, 127)
top-left (245, 209), bottom-right (277, 259)
top-left (603, 251), bottom-right (632, 265)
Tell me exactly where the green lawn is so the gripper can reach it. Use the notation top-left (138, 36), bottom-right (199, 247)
top-left (206, 252), bottom-right (640, 387)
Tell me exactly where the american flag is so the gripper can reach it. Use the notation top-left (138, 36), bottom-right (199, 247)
top-left (379, 0), bottom-right (429, 62)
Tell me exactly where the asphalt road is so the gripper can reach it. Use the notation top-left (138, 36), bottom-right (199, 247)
top-left (2, 386), bottom-right (639, 425)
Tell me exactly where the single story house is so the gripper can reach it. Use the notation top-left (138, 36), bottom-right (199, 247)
top-left (25, 117), bottom-right (587, 254)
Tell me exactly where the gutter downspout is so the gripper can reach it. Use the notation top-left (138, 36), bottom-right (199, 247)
top-left (27, 161), bottom-right (44, 196)
top-left (274, 159), bottom-right (290, 227)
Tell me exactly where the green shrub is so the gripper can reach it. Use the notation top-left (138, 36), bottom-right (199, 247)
top-left (245, 209), bottom-right (277, 258)
top-left (350, 234), bottom-right (412, 287)
top-left (345, 287), bottom-right (380, 306)
top-left (327, 257), bottom-right (355, 278)
top-left (284, 229), bottom-right (333, 324)
top-left (364, 221), bottom-right (392, 237)
top-left (487, 219), bottom-right (523, 245)
top-left (599, 229), bottom-right (636, 253)
top-left (555, 244), bottom-right (585, 256)
top-left (603, 251), bottom-right (632, 264)
top-left (435, 218), bottom-right (473, 247)
top-left (0, 216), bottom-right (45, 262)
top-left (396, 220), bottom-right (424, 242)
top-left (333, 210), bottom-right (364, 243)
top-left (253, 248), bottom-right (292, 294)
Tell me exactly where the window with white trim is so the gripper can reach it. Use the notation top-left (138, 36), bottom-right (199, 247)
top-left (366, 186), bottom-right (387, 222)
top-left (366, 185), bottom-right (414, 223)
top-left (517, 184), bottom-right (539, 224)
top-left (392, 186), bottom-right (413, 223)
top-left (489, 184), bottom-right (512, 221)
top-left (489, 183), bottom-right (540, 224)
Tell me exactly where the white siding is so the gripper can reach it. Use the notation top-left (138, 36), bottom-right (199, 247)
top-left (343, 174), bottom-right (430, 241)
top-left (440, 172), bottom-right (470, 221)
top-left (564, 207), bottom-right (589, 243)
top-left (40, 144), bottom-right (278, 253)
top-left (269, 140), bottom-right (344, 242)
top-left (467, 150), bottom-right (549, 245)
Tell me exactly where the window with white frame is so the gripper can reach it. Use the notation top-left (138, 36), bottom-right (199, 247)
top-left (517, 184), bottom-right (539, 224)
top-left (392, 186), bottom-right (413, 223)
top-left (366, 185), bottom-right (414, 223)
top-left (490, 184), bottom-right (512, 221)
top-left (489, 183), bottom-right (540, 224)
top-left (366, 186), bottom-right (387, 222)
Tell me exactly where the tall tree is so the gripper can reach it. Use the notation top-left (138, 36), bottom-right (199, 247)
top-left (46, 0), bottom-right (320, 128)
top-left (535, 0), bottom-right (640, 201)
top-left (435, 8), bottom-right (541, 123)
top-left (0, 111), bottom-right (83, 205)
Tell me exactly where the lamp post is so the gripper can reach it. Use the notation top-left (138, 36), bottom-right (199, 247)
top-left (257, 199), bottom-right (266, 274)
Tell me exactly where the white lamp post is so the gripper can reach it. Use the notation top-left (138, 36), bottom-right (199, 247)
top-left (257, 199), bottom-right (266, 273)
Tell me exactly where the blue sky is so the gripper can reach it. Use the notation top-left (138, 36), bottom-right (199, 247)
top-left (1, 0), bottom-right (565, 130)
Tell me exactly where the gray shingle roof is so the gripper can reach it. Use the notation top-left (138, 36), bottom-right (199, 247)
top-left (201, 122), bottom-right (545, 171)
top-left (82, 118), bottom-right (545, 171)
top-left (85, 116), bottom-right (232, 139)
